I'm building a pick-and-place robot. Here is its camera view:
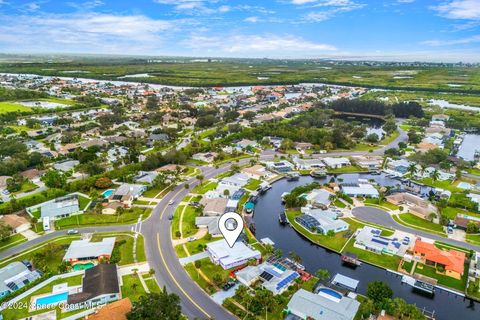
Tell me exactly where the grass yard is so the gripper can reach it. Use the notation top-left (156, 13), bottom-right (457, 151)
top-left (174, 236), bottom-right (217, 259)
top-left (402, 260), bottom-right (415, 273)
top-left (364, 198), bottom-right (400, 211)
top-left (441, 206), bottom-right (480, 220)
top-left (144, 278), bottom-right (161, 293)
top-left (327, 165), bottom-right (368, 174)
top-left (286, 210), bottom-right (362, 252)
top-left (466, 234), bottom-right (480, 245)
top-left (55, 208), bottom-right (150, 229)
top-left (0, 233), bottom-right (27, 252)
top-left (90, 232), bottom-right (145, 265)
top-left (243, 179), bottom-right (261, 191)
top-left (379, 130), bottom-right (400, 145)
top-left (191, 181), bottom-right (218, 194)
top-left (182, 206), bottom-right (199, 238)
top-left (418, 178), bottom-right (462, 192)
top-left (171, 205), bottom-right (184, 239)
top-left (414, 263), bottom-right (468, 292)
top-left (0, 274), bottom-right (83, 320)
top-left (0, 101), bottom-right (32, 114)
top-left (142, 185), bottom-right (173, 198)
top-left (77, 195), bottom-right (91, 210)
top-left (121, 274), bottom-right (146, 302)
top-left (11, 181), bottom-right (39, 195)
top-left (394, 213), bottom-right (445, 234)
top-left (341, 237), bottom-right (402, 270)
top-left (184, 262), bottom-right (216, 294)
top-left (333, 199), bottom-right (347, 208)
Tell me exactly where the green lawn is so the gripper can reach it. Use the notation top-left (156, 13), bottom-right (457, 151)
top-left (182, 206), bottom-right (199, 238)
top-left (171, 205), bottom-right (184, 239)
top-left (418, 178), bottom-right (462, 192)
top-left (243, 179), bottom-right (261, 191)
top-left (394, 213), bottom-right (445, 234)
top-left (142, 185), bottom-right (173, 198)
top-left (121, 274), bottom-right (147, 302)
top-left (144, 278), bottom-right (161, 293)
top-left (0, 233), bottom-right (27, 252)
top-left (364, 198), bottom-right (399, 211)
top-left (379, 130), bottom-right (400, 145)
top-left (54, 208), bottom-right (150, 229)
top-left (0, 101), bottom-right (32, 114)
top-left (467, 278), bottom-right (480, 300)
top-left (402, 260), bottom-right (414, 273)
top-left (466, 234), bottom-right (480, 245)
top-left (11, 181), bottom-right (38, 195)
top-left (77, 195), bottom-right (91, 210)
top-left (174, 236), bottom-right (217, 259)
top-left (184, 262), bottom-right (216, 294)
top-left (286, 210), bottom-right (362, 252)
top-left (441, 206), bottom-right (480, 220)
top-left (414, 263), bottom-right (468, 291)
top-left (90, 232), bottom-right (141, 265)
top-left (333, 199), bottom-right (347, 208)
top-left (327, 165), bottom-right (368, 174)
top-left (342, 237), bottom-right (402, 270)
top-left (191, 181), bottom-right (218, 194)
top-left (0, 274), bottom-right (83, 320)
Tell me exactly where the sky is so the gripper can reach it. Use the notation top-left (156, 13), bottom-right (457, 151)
top-left (0, 0), bottom-right (480, 62)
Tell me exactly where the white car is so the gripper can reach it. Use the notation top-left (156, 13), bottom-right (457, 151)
top-left (187, 237), bottom-right (197, 242)
top-left (168, 200), bottom-right (175, 205)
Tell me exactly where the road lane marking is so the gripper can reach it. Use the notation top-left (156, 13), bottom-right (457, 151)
top-left (157, 188), bottom-right (211, 318)
top-left (156, 233), bottom-right (211, 318)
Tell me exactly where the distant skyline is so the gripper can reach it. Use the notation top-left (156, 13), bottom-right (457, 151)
top-left (1, 0), bottom-right (480, 62)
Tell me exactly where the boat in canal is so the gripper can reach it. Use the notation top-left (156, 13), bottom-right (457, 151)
top-left (341, 252), bottom-right (362, 267)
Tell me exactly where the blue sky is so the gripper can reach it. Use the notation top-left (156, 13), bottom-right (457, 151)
top-left (0, 0), bottom-right (479, 62)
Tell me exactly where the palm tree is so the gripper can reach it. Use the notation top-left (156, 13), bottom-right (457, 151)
top-left (430, 169), bottom-right (440, 182)
top-left (407, 163), bottom-right (417, 178)
top-left (196, 174), bottom-right (204, 185)
top-left (315, 269), bottom-right (331, 282)
top-left (420, 163), bottom-right (427, 177)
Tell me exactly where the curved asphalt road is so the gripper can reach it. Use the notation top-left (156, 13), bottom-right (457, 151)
top-left (0, 125), bottom-right (408, 319)
top-left (352, 207), bottom-right (480, 251)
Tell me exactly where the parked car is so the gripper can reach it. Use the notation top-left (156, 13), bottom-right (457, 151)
top-left (187, 237), bottom-right (197, 242)
top-left (222, 281), bottom-right (236, 291)
top-left (168, 200), bottom-right (175, 205)
top-left (67, 229), bottom-right (79, 235)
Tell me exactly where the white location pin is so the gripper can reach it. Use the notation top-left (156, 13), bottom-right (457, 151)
top-left (218, 212), bottom-right (244, 248)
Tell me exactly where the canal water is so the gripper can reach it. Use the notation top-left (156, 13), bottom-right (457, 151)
top-left (252, 174), bottom-right (479, 320)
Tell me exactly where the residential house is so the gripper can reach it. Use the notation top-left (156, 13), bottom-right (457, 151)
top-left (19, 168), bottom-right (43, 183)
top-left (192, 152), bottom-right (218, 163)
top-left (34, 194), bottom-right (82, 220)
top-left (286, 288), bottom-right (360, 320)
top-left (322, 157), bottom-right (351, 169)
top-left (386, 158), bottom-right (411, 176)
top-left (299, 207), bottom-right (349, 235)
top-left (241, 165), bottom-right (274, 180)
top-left (386, 192), bottom-right (438, 219)
top-left (86, 298), bottom-right (132, 320)
top-left (0, 261), bottom-right (42, 298)
top-left (107, 146), bottom-right (129, 163)
top-left (219, 173), bottom-right (250, 188)
top-left (235, 262), bottom-right (300, 295)
top-left (147, 133), bottom-right (169, 147)
top-left (133, 171), bottom-right (158, 184)
top-left (292, 157), bottom-right (326, 170)
top-left (199, 198), bottom-right (228, 216)
top-left (413, 240), bottom-right (465, 280)
top-left (264, 160), bottom-right (294, 173)
top-left (341, 183), bottom-right (379, 198)
top-left (206, 239), bottom-right (261, 269)
top-left (235, 139), bottom-right (258, 149)
top-left (0, 214), bottom-right (31, 233)
top-left (195, 216), bottom-right (222, 237)
top-left (66, 264), bottom-right (120, 311)
top-left (352, 156), bottom-right (383, 170)
top-left (63, 237), bottom-right (116, 263)
top-left (305, 189), bottom-right (333, 208)
top-left (53, 159), bottom-right (80, 172)
top-left (354, 226), bottom-right (402, 255)
top-left (107, 184), bottom-right (146, 207)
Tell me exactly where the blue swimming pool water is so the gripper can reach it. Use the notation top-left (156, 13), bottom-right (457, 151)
top-left (35, 292), bottom-right (68, 307)
top-left (102, 189), bottom-right (114, 197)
top-left (318, 288), bottom-right (342, 300)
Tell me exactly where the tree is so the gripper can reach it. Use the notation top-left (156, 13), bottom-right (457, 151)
top-left (315, 269), bottom-right (330, 282)
top-left (430, 169), bottom-right (440, 182)
top-left (127, 288), bottom-right (182, 320)
top-left (466, 221), bottom-right (479, 234)
top-left (0, 222), bottom-right (12, 241)
top-left (94, 177), bottom-right (112, 189)
top-left (366, 281), bottom-right (393, 306)
top-left (326, 230), bottom-right (335, 237)
top-left (365, 133), bottom-right (379, 143)
top-left (145, 95), bottom-right (159, 110)
top-left (6, 174), bottom-right (24, 193)
top-left (280, 138), bottom-right (294, 152)
top-left (407, 163), bottom-right (418, 177)
top-left (41, 170), bottom-right (67, 189)
top-left (196, 174), bottom-right (204, 185)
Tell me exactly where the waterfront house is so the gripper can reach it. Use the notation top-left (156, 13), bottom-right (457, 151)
top-left (300, 207), bottom-right (349, 235)
top-left (412, 240), bottom-right (465, 280)
top-left (235, 262), bottom-right (300, 295)
top-left (354, 226), bottom-right (402, 255)
top-left (304, 189), bottom-right (333, 208)
top-left (292, 157), bottom-right (326, 170)
top-left (286, 288), bottom-right (360, 320)
top-left (322, 157), bottom-right (351, 169)
top-left (386, 192), bottom-right (438, 219)
top-left (241, 165), bottom-right (274, 180)
top-left (264, 160), bottom-right (295, 173)
top-left (341, 183), bottom-right (379, 198)
top-left (352, 156), bottom-right (383, 170)
top-left (206, 239), bottom-right (261, 270)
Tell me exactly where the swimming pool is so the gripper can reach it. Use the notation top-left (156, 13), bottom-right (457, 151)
top-left (102, 189), bottom-right (114, 198)
top-left (318, 288), bottom-right (343, 301)
top-left (35, 291), bottom-right (68, 308)
top-left (457, 182), bottom-right (473, 190)
top-left (72, 262), bottom-right (95, 271)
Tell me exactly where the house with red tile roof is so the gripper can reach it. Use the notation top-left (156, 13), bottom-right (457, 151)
top-left (413, 240), bottom-right (466, 280)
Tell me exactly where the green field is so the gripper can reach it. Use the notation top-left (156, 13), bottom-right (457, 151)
top-left (414, 263), bottom-right (468, 291)
top-left (362, 90), bottom-right (480, 107)
top-left (393, 213), bottom-right (445, 234)
top-left (0, 101), bottom-right (32, 113)
top-left (121, 274), bottom-right (147, 302)
top-left (2, 60), bottom-right (480, 92)
top-left (54, 208), bottom-right (150, 229)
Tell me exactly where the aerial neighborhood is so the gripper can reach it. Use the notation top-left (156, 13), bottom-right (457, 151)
top-left (0, 61), bottom-right (480, 320)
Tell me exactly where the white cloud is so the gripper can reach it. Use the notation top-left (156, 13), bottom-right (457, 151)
top-left (153, 0), bottom-right (229, 14)
top-left (290, 0), bottom-right (362, 6)
top-left (397, 0), bottom-right (415, 3)
top-left (303, 2), bottom-right (365, 22)
top-left (244, 16), bottom-right (260, 23)
top-left (0, 13), bottom-right (177, 54)
top-left (183, 33), bottom-right (337, 56)
top-left (421, 35), bottom-right (480, 46)
top-left (432, 0), bottom-right (480, 20)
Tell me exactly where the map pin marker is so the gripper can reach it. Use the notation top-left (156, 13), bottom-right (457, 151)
top-left (218, 212), bottom-right (244, 248)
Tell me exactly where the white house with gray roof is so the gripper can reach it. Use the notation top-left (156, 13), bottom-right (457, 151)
top-left (286, 288), bottom-right (359, 320)
top-left (63, 237), bottom-right (116, 262)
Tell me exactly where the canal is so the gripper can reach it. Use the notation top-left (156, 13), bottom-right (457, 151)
top-left (252, 174), bottom-right (479, 320)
